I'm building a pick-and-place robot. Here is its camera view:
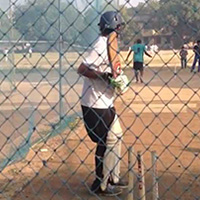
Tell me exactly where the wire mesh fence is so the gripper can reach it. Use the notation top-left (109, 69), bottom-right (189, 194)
top-left (0, 0), bottom-right (200, 199)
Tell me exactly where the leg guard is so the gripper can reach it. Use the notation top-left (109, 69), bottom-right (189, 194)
top-left (101, 115), bottom-right (123, 190)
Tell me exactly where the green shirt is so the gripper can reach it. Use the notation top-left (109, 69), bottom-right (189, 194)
top-left (131, 43), bottom-right (146, 63)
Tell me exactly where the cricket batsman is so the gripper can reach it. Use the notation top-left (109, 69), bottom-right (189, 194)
top-left (77, 11), bottom-right (127, 196)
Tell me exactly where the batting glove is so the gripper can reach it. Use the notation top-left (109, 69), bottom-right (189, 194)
top-left (100, 72), bottom-right (113, 84)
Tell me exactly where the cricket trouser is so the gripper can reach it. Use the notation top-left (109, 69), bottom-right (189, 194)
top-left (181, 58), bottom-right (187, 68)
top-left (101, 115), bottom-right (123, 191)
top-left (81, 105), bottom-right (116, 191)
top-left (191, 55), bottom-right (200, 71)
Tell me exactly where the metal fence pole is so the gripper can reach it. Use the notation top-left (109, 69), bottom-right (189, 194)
top-left (9, 0), bottom-right (15, 91)
top-left (58, 0), bottom-right (63, 121)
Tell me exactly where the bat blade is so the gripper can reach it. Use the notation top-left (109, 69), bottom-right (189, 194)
top-left (107, 31), bottom-right (121, 78)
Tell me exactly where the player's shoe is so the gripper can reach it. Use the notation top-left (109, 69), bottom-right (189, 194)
top-left (109, 179), bottom-right (128, 189)
top-left (94, 185), bottom-right (122, 196)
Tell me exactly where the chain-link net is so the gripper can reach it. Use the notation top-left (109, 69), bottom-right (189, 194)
top-left (0, 0), bottom-right (200, 199)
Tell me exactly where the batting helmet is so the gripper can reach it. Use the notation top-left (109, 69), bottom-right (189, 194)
top-left (98, 11), bottom-right (124, 34)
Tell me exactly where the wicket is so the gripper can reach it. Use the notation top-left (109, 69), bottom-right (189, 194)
top-left (128, 146), bottom-right (135, 200)
top-left (128, 148), bottom-right (159, 200)
top-left (151, 151), bottom-right (159, 200)
top-left (137, 151), bottom-right (146, 200)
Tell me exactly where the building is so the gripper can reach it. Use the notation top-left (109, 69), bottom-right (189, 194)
top-left (133, 14), bottom-right (174, 49)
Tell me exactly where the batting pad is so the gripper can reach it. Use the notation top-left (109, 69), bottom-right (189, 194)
top-left (101, 115), bottom-right (123, 190)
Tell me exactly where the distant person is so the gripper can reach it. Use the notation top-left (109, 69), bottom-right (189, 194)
top-left (4, 48), bottom-right (8, 62)
top-left (179, 45), bottom-right (188, 69)
top-left (29, 47), bottom-right (32, 58)
top-left (25, 42), bottom-right (31, 48)
top-left (126, 39), bottom-right (152, 83)
top-left (150, 44), bottom-right (158, 53)
top-left (191, 40), bottom-right (200, 72)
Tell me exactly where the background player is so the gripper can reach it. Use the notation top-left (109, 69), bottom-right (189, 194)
top-left (179, 45), bottom-right (188, 69)
top-left (191, 40), bottom-right (200, 72)
top-left (126, 39), bottom-right (152, 83)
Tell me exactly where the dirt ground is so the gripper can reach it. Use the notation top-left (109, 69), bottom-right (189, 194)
top-left (0, 66), bottom-right (200, 200)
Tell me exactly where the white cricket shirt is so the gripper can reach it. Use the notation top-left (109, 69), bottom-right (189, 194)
top-left (81, 36), bottom-right (114, 109)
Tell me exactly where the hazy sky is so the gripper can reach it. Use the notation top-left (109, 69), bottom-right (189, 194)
top-left (0, 0), bottom-right (145, 12)
top-left (119, 0), bottom-right (145, 7)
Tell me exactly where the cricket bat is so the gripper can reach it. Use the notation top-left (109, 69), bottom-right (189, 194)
top-left (107, 31), bottom-right (129, 94)
top-left (107, 31), bottom-right (122, 78)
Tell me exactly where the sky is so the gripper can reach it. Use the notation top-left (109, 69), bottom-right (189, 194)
top-left (0, 0), bottom-right (145, 12)
top-left (73, 0), bottom-right (145, 12)
top-left (119, 0), bottom-right (145, 7)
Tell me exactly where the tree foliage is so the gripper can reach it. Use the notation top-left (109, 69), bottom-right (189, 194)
top-left (0, 9), bottom-right (21, 40)
top-left (157, 0), bottom-right (200, 46)
top-left (1, 0), bottom-right (198, 49)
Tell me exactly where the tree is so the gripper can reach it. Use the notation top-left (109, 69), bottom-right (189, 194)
top-left (120, 6), bottom-right (142, 47)
top-left (14, 0), bottom-right (86, 48)
top-left (159, 0), bottom-right (200, 47)
top-left (14, 0), bottom-right (63, 41)
top-left (60, 2), bottom-right (85, 45)
top-left (122, 0), bottom-right (200, 48)
top-left (118, 0), bottom-right (161, 47)
top-left (0, 9), bottom-right (21, 41)
top-left (80, 1), bottom-right (118, 46)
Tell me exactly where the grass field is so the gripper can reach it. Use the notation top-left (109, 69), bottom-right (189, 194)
top-left (0, 49), bottom-right (196, 70)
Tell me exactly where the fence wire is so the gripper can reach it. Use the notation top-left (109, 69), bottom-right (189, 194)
top-left (0, 0), bottom-right (200, 199)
